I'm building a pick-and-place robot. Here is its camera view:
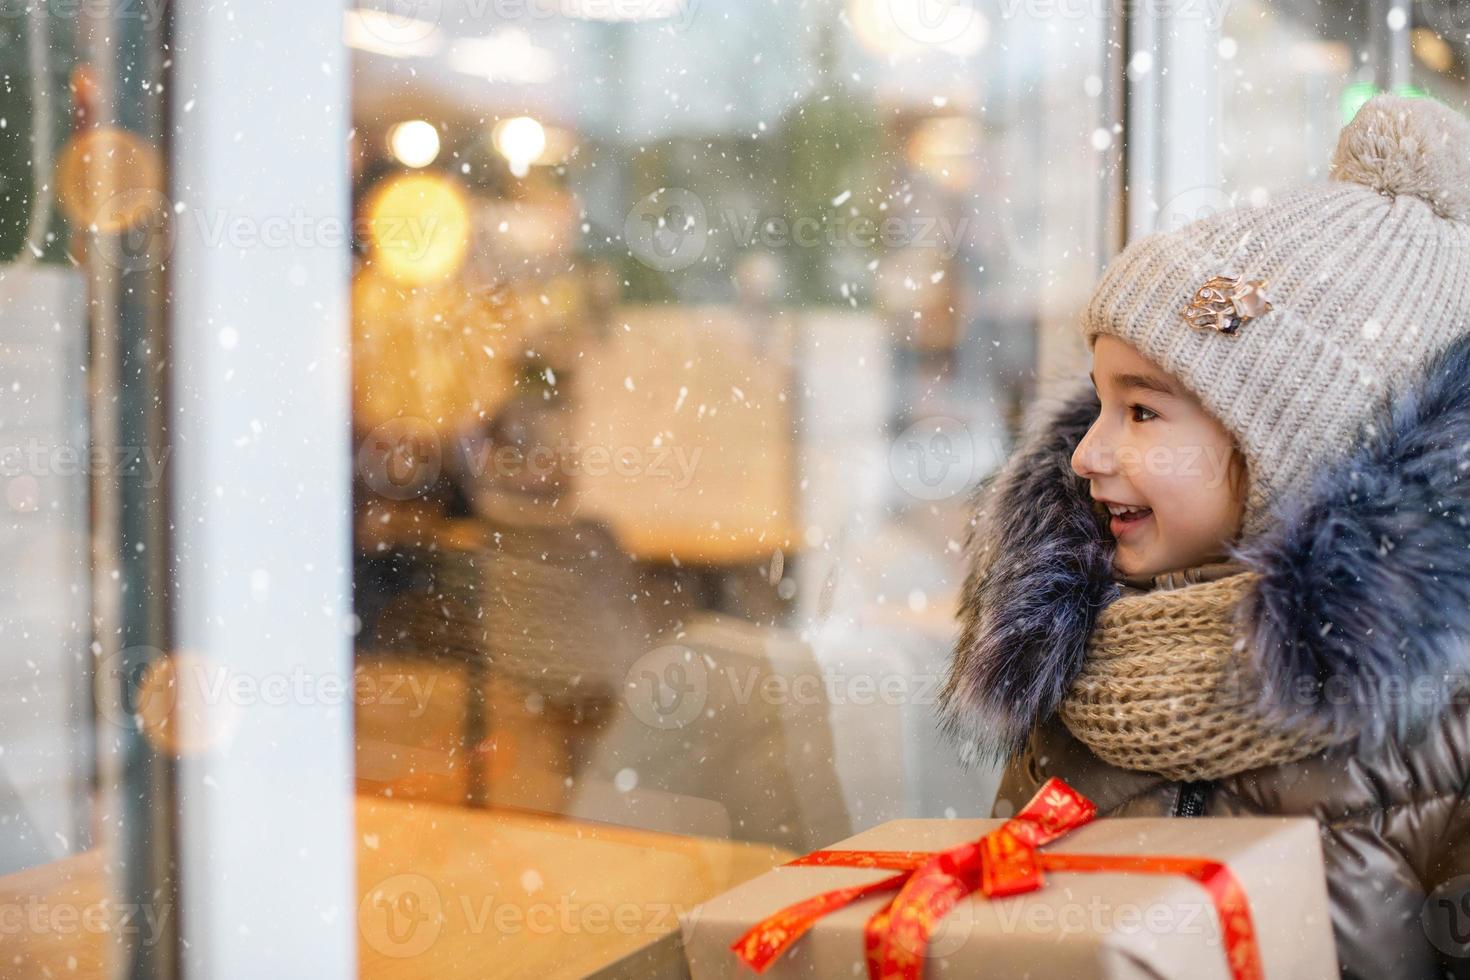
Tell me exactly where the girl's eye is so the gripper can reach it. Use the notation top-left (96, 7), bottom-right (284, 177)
top-left (1129, 404), bottom-right (1158, 423)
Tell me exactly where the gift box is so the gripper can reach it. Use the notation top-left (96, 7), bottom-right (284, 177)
top-left (678, 779), bottom-right (1337, 980)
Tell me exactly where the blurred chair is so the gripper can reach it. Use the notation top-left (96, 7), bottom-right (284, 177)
top-left (570, 613), bottom-right (853, 854)
top-left (355, 508), bottom-right (649, 813)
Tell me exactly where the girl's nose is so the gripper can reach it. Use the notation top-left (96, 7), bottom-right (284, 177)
top-left (1071, 421), bottom-right (1114, 479)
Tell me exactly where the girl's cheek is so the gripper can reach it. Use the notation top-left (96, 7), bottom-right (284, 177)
top-left (1116, 443), bottom-right (1146, 479)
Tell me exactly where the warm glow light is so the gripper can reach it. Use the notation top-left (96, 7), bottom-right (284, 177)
top-left (846, 0), bottom-right (988, 58)
top-left (388, 120), bottom-right (441, 168)
top-left (447, 28), bottom-right (557, 84)
top-left (492, 116), bottom-right (547, 178)
top-left (364, 172), bottom-right (471, 284)
top-left (1412, 28), bottom-right (1455, 73)
top-left (909, 115), bottom-right (980, 160)
top-left (907, 115), bottom-right (980, 189)
top-left (56, 127), bottom-right (165, 231)
top-left (533, 125), bottom-right (578, 166)
top-left (847, 0), bottom-right (904, 55)
top-left (1288, 39), bottom-right (1351, 74)
top-left (343, 9), bottom-right (443, 58)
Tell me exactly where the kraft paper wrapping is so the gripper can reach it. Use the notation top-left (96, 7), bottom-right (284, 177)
top-left (678, 816), bottom-right (1338, 979)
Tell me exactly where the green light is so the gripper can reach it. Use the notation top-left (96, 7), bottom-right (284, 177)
top-left (1340, 81), bottom-right (1378, 124)
top-left (1341, 81), bottom-right (1434, 124)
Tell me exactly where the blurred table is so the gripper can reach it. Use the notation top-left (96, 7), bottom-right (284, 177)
top-left (0, 796), bottom-right (791, 979)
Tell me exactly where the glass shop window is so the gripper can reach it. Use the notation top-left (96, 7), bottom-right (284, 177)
top-left (0, 4), bottom-right (176, 978)
top-left (1215, 0), bottom-right (1470, 214)
top-left (346, 1), bottom-right (1108, 974)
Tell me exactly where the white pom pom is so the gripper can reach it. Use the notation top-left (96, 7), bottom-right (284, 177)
top-left (1330, 95), bottom-right (1470, 223)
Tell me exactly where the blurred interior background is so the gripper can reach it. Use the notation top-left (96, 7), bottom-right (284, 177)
top-left (0, 0), bottom-right (1468, 976)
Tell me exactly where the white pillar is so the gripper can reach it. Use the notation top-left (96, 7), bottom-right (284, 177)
top-left (170, 1), bottom-right (355, 977)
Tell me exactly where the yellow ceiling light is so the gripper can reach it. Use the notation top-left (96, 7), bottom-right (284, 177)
top-left (1412, 28), bottom-right (1455, 73)
top-left (491, 116), bottom-right (547, 177)
top-left (387, 119), bottom-right (441, 168)
top-left (364, 172), bottom-right (471, 284)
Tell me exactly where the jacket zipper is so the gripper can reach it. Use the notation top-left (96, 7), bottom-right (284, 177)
top-left (1172, 781), bottom-right (1209, 817)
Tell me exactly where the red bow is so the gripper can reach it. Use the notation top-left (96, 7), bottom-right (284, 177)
top-left (731, 777), bottom-right (1263, 980)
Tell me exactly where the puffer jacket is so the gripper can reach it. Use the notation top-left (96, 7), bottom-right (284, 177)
top-left (942, 331), bottom-right (1470, 978)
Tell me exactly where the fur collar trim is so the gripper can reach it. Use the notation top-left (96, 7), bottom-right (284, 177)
top-left (941, 332), bottom-right (1470, 767)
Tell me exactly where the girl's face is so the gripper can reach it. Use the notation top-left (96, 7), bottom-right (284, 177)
top-left (1071, 336), bottom-right (1245, 578)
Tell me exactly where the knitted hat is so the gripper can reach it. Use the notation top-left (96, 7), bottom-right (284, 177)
top-left (1081, 95), bottom-right (1470, 537)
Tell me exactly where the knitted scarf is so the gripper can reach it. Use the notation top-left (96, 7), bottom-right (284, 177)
top-left (1058, 562), bottom-right (1343, 781)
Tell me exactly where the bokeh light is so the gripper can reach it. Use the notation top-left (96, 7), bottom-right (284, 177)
top-left (364, 172), bottom-right (471, 283)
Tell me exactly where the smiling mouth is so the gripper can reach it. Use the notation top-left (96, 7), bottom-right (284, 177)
top-left (1107, 505), bottom-right (1153, 538)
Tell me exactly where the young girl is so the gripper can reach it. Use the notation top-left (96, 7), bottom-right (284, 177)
top-left (941, 94), bottom-right (1470, 979)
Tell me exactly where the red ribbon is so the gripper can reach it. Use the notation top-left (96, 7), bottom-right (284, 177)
top-left (730, 777), bottom-right (1264, 980)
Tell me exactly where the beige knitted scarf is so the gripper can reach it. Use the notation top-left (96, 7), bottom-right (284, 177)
top-left (1058, 563), bottom-right (1342, 781)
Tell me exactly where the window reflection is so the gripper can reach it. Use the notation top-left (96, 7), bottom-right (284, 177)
top-left (0, 4), bottom-right (176, 978)
top-left (347, 1), bottom-right (1106, 972)
top-left (1217, 0), bottom-right (1470, 214)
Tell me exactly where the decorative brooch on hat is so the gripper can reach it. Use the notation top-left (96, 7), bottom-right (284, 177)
top-left (1181, 275), bottom-right (1273, 335)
